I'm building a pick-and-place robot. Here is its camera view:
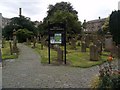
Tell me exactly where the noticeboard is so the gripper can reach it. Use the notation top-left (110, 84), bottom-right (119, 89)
top-left (50, 33), bottom-right (62, 44)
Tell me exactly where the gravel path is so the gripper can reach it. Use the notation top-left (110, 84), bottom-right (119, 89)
top-left (2, 43), bottom-right (99, 88)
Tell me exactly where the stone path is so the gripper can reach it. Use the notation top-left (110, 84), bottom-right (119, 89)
top-left (2, 43), bottom-right (100, 88)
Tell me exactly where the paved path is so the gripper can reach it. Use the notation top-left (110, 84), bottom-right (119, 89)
top-left (2, 43), bottom-right (99, 88)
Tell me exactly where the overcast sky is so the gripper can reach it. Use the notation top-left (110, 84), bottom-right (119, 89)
top-left (0, 0), bottom-right (119, 22)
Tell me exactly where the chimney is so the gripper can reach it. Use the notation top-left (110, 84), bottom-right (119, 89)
top-left (19, 8), bottom-right (22, 17)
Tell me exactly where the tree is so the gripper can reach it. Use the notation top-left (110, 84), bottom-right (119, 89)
top-left (42, 2), bottom-right (82, 36)
top-left (109, 10), bottom-right (120, 44)
top-left (102, 17), bottom-right (109, 34)
top-left (16, 29), bottom-right (33, 43)
top-left (3, 15), bottom-right (37, 40)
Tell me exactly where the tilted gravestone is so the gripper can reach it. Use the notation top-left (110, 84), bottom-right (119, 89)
top-left (81, 41), bottom-right (86, 52)
top-left (90, 44), bottom-right (99, 61)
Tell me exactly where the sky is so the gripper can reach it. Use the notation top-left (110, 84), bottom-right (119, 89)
top-left (0, 0), bottom-right (119, 22)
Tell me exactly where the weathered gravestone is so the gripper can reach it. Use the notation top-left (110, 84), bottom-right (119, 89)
top-left (32, 36), bottom-right (36, 48)
top-left (54, 45), bottom-right (63, 63)
top-left (71, 38), bottom-right (76, 49)
top-left (90, 44), bottom-right (99, 61)
top-left (85, 34), bottom-right (90, 48)
top-left (2, 36), bottom-right (5, 48)
top-left (105, 32), bottom-right (113, 51)
top-left (12, 29), bottom-right (17, 53)
top-left (96, 40), bottom-right (102, 55)
top-left (26, 38), bottom-right (31, 45)
top-left (81, 41), bottom-right (86, 52)
top-left (9, 40), bottom-right (13, 55)
top-left (116, 45), bottom-right (120, 58)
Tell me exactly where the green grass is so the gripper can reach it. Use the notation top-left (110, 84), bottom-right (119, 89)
top-left (30, 43), bottom-right (109, 68)
top-left (2, 41), bottom-right (18, 60)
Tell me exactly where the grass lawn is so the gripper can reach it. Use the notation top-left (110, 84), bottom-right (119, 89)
top-left (2, 41), bottom-right (18, 60)
top-left (30, 43), bottom-right (110, 68)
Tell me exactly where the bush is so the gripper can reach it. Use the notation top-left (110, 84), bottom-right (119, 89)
top-left (16, 29), bottom-right (33, 43)
top-left (98, 61), bottom-right (120, 88)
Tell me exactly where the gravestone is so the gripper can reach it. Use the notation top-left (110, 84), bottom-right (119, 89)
top-left (85, 34), bottom-right (90, 48)
top-left (2, 36), bottom-right (5, 48)
top-left (96, 40), bottom-right (102, 55)
top-left (0, 48), bottom-right (2, 63)
top-left (105, 32), bottom-right (113, 51)
top-left (33, 36), bottom-right (36, 48)
top-left (9, 40), bottom-right (13, 55)
top-left (116, 45), bottom-right (120, 58)
top-left (54, 45), bottom-right (63, 63)
top-left (111, 42), bottom-right (116, 57)
top-left (12, 29), bottom-right (17, 53)
top-left (26, 38), bottom-right (31, 45)
top-left (71, 38), bottom-right (76, 49)
top-left (81, 41), bottom-right (86, 52)
top-left (90, 44), bottom-right (99, 61)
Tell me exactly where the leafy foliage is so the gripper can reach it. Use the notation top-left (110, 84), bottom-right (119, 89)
top-left (102, 17), bottom-right (109, 34)
top-left (98, 61), bottom-right (120, 88)
top-left (3, 16), bottom-right (37, 40)
top-left (16, 29), bottom-right (33, 43)
top-left (41, 2), bottom-right (82, 36)
top-left (109, 10), bottom-right (120, 44)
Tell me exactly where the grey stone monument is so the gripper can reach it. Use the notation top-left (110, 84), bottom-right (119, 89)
top-left (13, 29), bottom-right (17, 53)
top-left (81, 41), bottom-right (86, 52)
top-left (105, 32), bottom-right (113, 51)
top-left (90, 44), bottom-right (99, 61)
top-left (71, 38), bottom-right (76, 49)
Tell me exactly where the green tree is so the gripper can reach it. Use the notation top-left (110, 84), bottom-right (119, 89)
top-left (16, 29), bottom-right (33, 43)
top-left (109, 10), bottom-right (120, 44)
top-left (42, 2), bottom-right (82, 36)
top-left (3, 15), bottom-right (37, 40)
top-left (102, 17), bottom-right (109, 34)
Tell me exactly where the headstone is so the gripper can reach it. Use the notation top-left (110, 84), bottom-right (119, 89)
top-left (116, 45), bottom-right (120, 58)
top-left (54, 45), bottom-right (63, 63)
top-left (12, 29), bottom-right (17, 53)
top-left (0, 48), bottom-right (2, 63)
top-left (9, 40), bottom-right (13, 55)
top-left (105, 32), bottom-right (113, 51)
top-left (33, 36), bottom-right (36, 48)
top-left (81, 41), bottom-right (86, 52)
top-left (2, 37), bottom-right (5, 48)
top-left (90, 44), bottom-right (99, 61)
top-left (71, 38), bottom-right (76, 49)
top-left (96, 40), bottom-right (102, 55)
top-left (85, 34), bottom-right (90, 48)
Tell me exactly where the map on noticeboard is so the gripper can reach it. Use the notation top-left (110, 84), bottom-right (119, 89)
top-left (50, 33), bottom-right (62, 44)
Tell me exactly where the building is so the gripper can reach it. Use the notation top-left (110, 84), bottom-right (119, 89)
top-left (0, 13), bottom-right (11, 29)
top-left (83, 17), bottom-right (106, 33)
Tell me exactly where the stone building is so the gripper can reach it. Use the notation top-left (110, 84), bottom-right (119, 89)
top-left (0, 13), bottom-right (11, 29)
top-left (83, 17), bottom-right (106, 33)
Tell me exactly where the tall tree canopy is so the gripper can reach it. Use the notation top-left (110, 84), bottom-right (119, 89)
top-left (109, 10), bottom-right (120, 44)
top-left (3, 15), bottom-right (37, 40)
top-left (42, 2), bottom-right (82, 36)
